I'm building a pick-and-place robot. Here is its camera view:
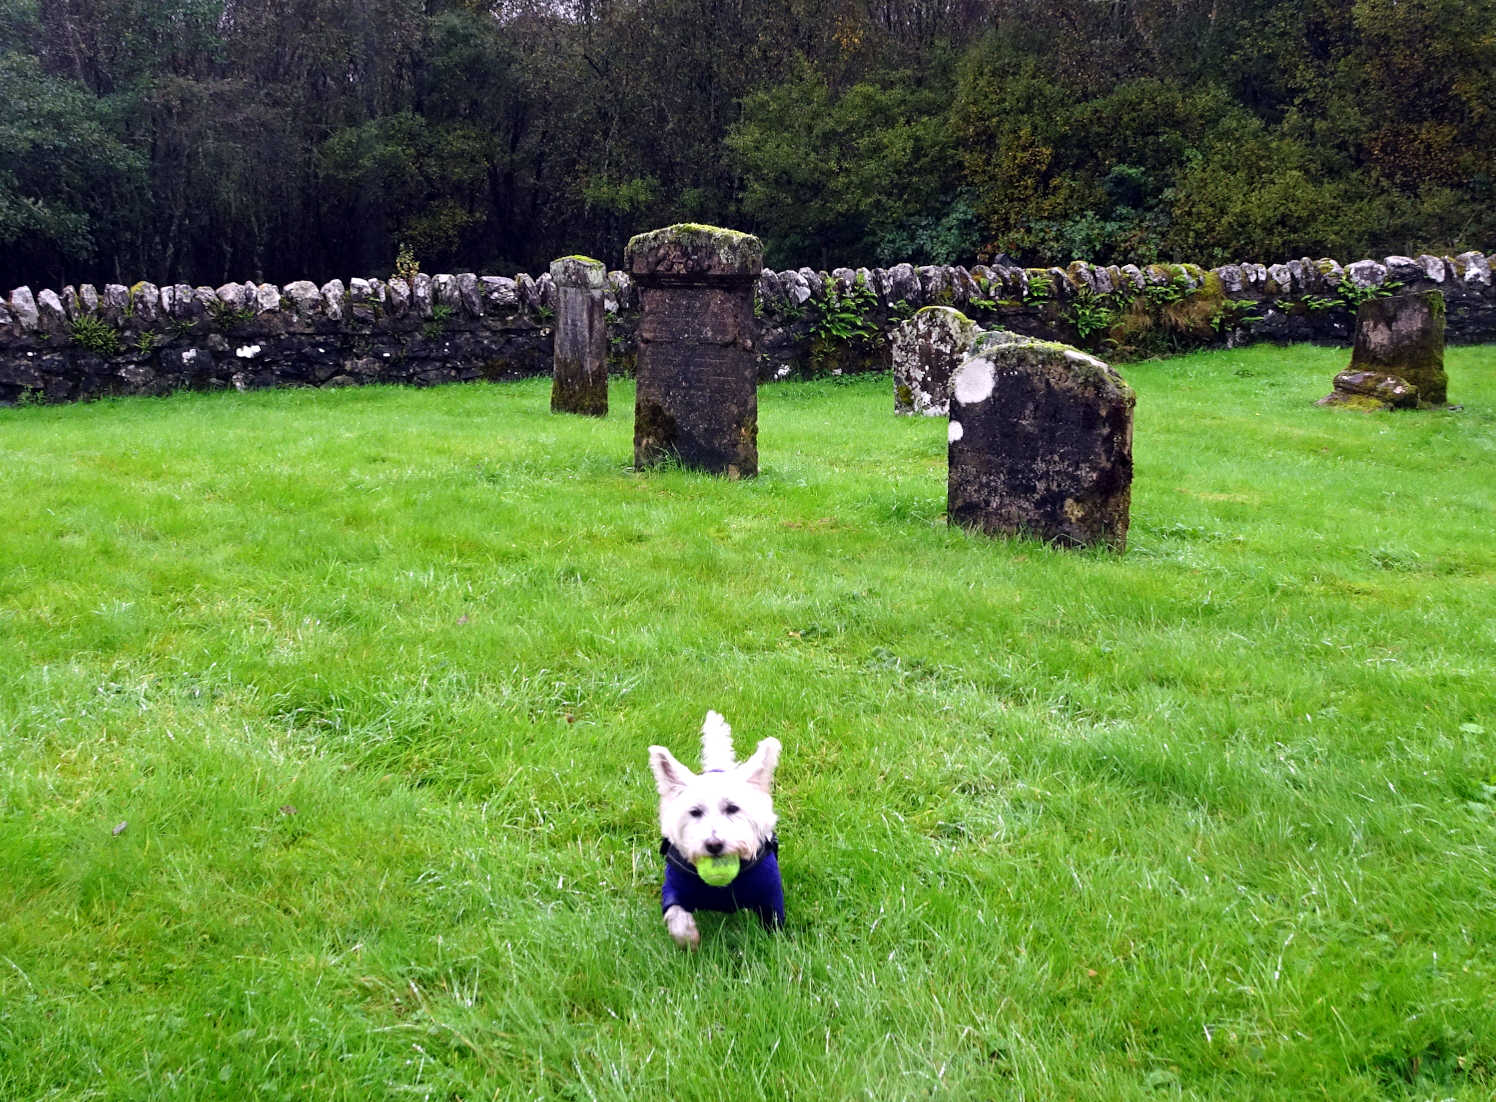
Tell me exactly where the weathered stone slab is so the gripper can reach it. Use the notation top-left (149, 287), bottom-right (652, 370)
top-left (1416, 254), bottom-right (1450, 283)
top-left (253, 283), bottom-right (281, 315)
top-left (1347, 291), bottom-right (1447, 406)
top-left (35, 289), bottom-right (67, 334)
top-left (626, 224), bottom-right (762, 478)
top-left (797, 267), bottom-right (825, 301)
top-left (480, 276), bottom-right (518, 310)
top-left (129, 282), bottom-right (161, 326)
top-left (755, 269), bottom-right (783, 309)
top-left (948, 340), bottom-right (1134, 550)
top-left (319, 280), bottom-right (345, 321)
top-left (535, 272), bottom-right (556, 310)
top-left (1384, 255), bottom-right (1422, 283)
top-left (386, 278), bottom-right (410, 317)
top-left (348, 278), bottom-right (376, 322)
top-left (884, 263), bottom-right (918, 304)
top-left (920, 265), bottom-right (953, 304)
top-left (549, 255), bottom-right (608, 416)
top-left (283, 280), bottom-right (321, 316)
top-left (515, 273), bottom-right (543, 313)
top-left (1316, 370), bottom-right (1420, 411)
top-left (607, 270), bottom-right (635, 312)
top-left (1454, 251), bottom-right (1491, 288)
top-left (411, 274), bottom-right (433, 318)
top-left (892, 307), bottom-right (981, 416)
top-left (1345, 260), bottom-right (1388, 289)
top-left (1067, 261), bottom-right (1097, 294)
top-left (165, 283), bottom-right (200, 319)
top-left (779, 270), bottom-right (811, 305)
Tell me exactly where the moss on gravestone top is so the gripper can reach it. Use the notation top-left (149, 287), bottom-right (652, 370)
top-left (625, 224), bottom-right (764, 280)
top-left (962, 336), bottom-right (1134, 400)
top-left (550, 255), bottom-right (607, 289)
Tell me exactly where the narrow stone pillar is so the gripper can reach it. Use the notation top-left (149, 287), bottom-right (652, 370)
top-left (550, 255), bottom-right (608, 415)
top-left (625, 224), bottom-right (763, 478)
top-left (948, 339), bottom-right (1134, 551)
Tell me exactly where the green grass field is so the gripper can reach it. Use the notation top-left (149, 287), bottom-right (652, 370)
top-left (2, 344), bottom-right (1494, 1100)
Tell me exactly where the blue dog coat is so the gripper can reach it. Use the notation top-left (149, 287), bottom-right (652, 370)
top-left (660, 835), bottom-right (784, 929)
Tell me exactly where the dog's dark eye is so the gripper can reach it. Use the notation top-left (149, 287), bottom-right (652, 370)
top-left (722, 802), bottom-right (740, 816)
top-left (688, 806), bottom-right (705, 818)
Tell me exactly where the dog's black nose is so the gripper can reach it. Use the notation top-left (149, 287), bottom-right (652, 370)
top-left (705, 840), bottom-right (724, 855)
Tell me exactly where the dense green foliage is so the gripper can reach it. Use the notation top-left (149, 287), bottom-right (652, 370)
top-left (3, 350), bottom-right (1495, 1097)
top-left (2, 0), bottom-right (1493, 286)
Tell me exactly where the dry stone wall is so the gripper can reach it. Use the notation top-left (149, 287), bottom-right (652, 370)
top-left (3, 250), bottom-right (1494, 405)
top-left (0, 273), bottom-right (572, 405)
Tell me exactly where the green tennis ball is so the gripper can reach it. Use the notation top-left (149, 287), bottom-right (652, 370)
top-left (695, 854), bottom-right (740, 886)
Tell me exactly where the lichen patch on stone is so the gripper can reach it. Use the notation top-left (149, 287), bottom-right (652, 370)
top-left (1064, 349), bottom-right (1106, 370)
top-left (951, 357), bottom-right (995, 405)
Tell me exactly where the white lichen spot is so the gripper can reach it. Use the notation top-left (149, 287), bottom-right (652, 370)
top-left (235, 344), bottom-right (261, 359)
top-left (948, 419), bottom-right (964, 442)
top-left (1064, 349), bottom-right (1106, 370)
top-left (951, 357), bottom-right (995, 405)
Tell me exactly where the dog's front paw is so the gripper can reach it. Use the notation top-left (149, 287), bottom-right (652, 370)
top-left (664, 905), bottom-right (700, 950)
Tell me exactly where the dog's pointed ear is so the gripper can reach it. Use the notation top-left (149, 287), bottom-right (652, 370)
top-left (737, 737), bottom-right (781, 794)
top-left (649, 745), bottom-right (695, 797)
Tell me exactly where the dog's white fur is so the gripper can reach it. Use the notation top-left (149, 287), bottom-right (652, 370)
top-left (649, 710), bottom-right (780, 949)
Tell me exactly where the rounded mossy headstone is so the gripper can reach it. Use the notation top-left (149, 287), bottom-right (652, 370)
top-left (948, 340), bottom-right (1135, 551)
top-left (625, 225), bottom-right (764, 478)
top-left (891, 307), bottom-right (980, 417)
top-left (549, 255), bottom-right (608, 416)
top-left (891, 310), bottom-right (1033, 416)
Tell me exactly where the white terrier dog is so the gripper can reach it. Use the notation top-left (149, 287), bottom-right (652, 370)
top-left (649, 711), bottom-right (783, 949)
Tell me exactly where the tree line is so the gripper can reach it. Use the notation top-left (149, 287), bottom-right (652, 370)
top-left (2, 0), bottom-right (1491, 289)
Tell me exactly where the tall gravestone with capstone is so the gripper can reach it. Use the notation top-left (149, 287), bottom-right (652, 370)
top-left (1318, 290), bottom-right (1447, 410)
top-left (948, 340), bottom-right (1135, 551)
top-left (550, 255), bottom-right (609, 416)
top-left (626, 224), bottom-right (763, 478)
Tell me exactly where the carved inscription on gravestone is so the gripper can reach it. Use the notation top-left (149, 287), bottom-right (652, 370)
top-left (626, 225), bottom-right (763, 478)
